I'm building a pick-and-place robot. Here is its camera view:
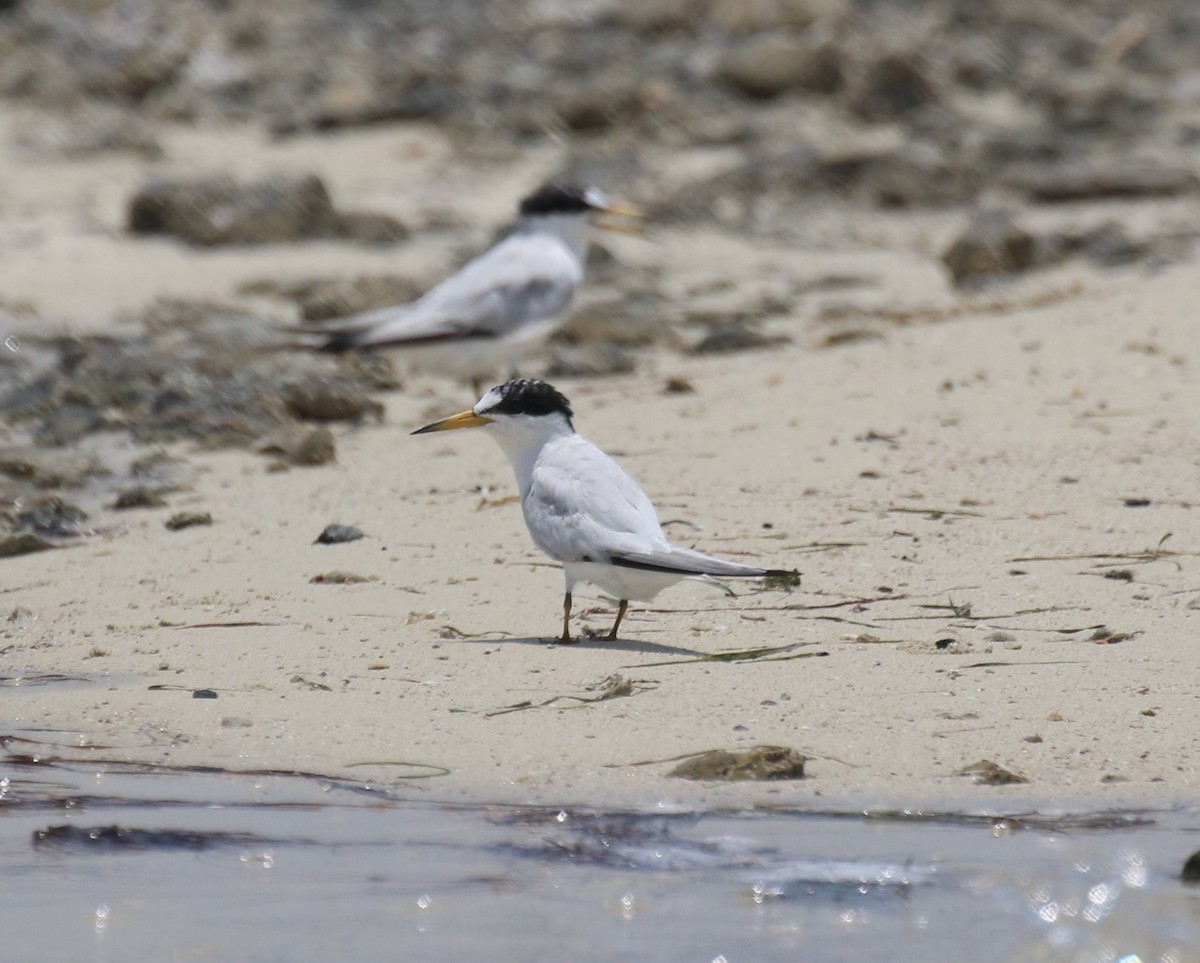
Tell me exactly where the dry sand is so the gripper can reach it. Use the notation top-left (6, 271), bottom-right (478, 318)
top-left (3, 107), bottom-right (1199, 813)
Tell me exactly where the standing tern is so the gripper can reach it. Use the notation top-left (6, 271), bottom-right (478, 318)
top-left (307, 183), bottom-right (642, 389)
top-left (413, 379), bottom-right (797, 643)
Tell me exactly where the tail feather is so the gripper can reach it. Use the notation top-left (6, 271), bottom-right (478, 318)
top-left (611, 547), bottom-right (796, 580)
top-left (315, 329), bottom-right (363, 353)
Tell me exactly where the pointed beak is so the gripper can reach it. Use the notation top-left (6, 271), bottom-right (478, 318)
top-left (411, 410), bottom-right (494, 435)
top-left (593, 200), bottom-right (646, 236)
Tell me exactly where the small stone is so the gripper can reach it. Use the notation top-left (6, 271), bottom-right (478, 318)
top-left (689, 326), bottom-right (786, 355)
top-left (0, 446), bottom-right (105, 489)
top-left (16, 496), bottom-right (89, 537)
top-left (711, 0), bottom-right (850, 32)
top-left (310, 571), bottom-right (370, 584)
top-left (1005, 158), bottom-right (1197, 203)
top-left (220, 717), bottom-right (253, 728)
top-left (290, 428), bottom-right (336, 466)
top-left (959, 759), bottom-right (1028, 785)
top-left (192, 688), bottom-right (218, 699)
top-left (1182, 850), bottom-right (1200, 883)
top-left (12, 105), bottom-right (163, 159)
top-left (315, 524), bottom-right (364, 545)
top-left (544, 343), bottom-right (635, 378)
top-left (943, 211), bottom-right (1036, 285)
top-left (670, 746), bottom-right (806, 781)
top-left (715, 34), bottom-right (843, 99)
top-left (281, 382), bottom-right (383, 423)
top-left (333, 210), bottom-right (410, 246)
top-left (260, 273), bottom-right (423, 323)
top-left (848, 54), bottom-right (938, 120)
top-left (165, 512), bottom-right (212, 531)
top-left (1072, 222), bottom-right (1152, 268)
top-left (111, 487), bottom-right (169, 510)
top-left (127, 173), bottom-right (337, 246)
top-left (0, 533), bottom-right (54, 559)
top-left (34, 402), bottom-right (106, 447)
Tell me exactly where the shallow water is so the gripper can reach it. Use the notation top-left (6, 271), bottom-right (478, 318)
top-left (1, 761), bottom-right (1198, 963)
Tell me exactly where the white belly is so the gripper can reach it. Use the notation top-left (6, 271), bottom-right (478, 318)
top-left (563, 561), bottom-right (696, 602)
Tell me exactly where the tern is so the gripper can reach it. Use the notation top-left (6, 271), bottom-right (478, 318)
top-left (305, 183), bottom-right (642, 389)
top-left (413, 379), bottom-right (797, 643)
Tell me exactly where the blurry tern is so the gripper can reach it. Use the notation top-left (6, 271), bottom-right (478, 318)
top-left (413, 379), bottom-right (797, 643)
top-left (307, 183), bottom-right (642, 389)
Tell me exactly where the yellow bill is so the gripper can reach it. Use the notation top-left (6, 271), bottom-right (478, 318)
top-left (593, 200), bottom-right (647, 236)
top-left (411, 410), bottom-right (494, 435)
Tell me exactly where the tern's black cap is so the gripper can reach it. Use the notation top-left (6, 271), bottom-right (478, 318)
top-left (483, 379), bottom-right (574, 424)
top-left (518, 182), bottom-right (604, 217)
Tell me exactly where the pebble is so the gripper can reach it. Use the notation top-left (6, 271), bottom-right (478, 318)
top-left (164, 512), bottom-right (213, 531)
top-left (315, 524), bottom-right (364, 545)
top-left (943, 211), bottom-right (1036, 285)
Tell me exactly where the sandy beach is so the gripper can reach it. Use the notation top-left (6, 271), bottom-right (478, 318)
top-left (4, 96), bottom-right (1197, 813)
top-left (4, 0), bottom-right (1200, 815)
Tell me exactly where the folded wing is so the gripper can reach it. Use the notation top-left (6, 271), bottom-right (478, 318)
top-left (316, 232), bottom-right (582, 351)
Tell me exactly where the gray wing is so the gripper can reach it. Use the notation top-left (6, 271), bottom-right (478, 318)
top-left (522, 437), bottom-right (786, 578)
top-left (522, 437), bottom-right (670, 564)
top-left (325, 232), bottom-right (583, 350)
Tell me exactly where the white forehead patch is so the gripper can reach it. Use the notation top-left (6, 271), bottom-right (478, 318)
top-left (583, 187), bottom-right (610, 210)
top-left (475, 385), bottom-right (505, 412)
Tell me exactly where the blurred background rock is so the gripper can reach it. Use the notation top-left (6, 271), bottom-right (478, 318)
top-left (2, 0), bottom-right (1199, 535)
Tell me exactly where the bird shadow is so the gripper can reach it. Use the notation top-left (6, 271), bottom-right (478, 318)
top-left (450, 636), bottom-right (704, 657)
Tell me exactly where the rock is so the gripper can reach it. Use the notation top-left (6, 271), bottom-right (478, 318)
top-left (111, 487), bottom-right (169, 510)
top-left (670, 746), bottom-right (807, 780)
top-left (689, 325), bottom-right (788, 354)
top-left (561, 291), bottom-right (677, 347)
top-left (16, 496), bottom-right (89, 537)
top-left (555, 79), bottom-right (647, 132)
top-left (711, 0), bottom-right (849, 31)
top-left (813, 140), bottom-right (980, 207)
top-left (127, 174), bottom-right (337, 246)
top-left (164, 512), bottom-right (212, 531)
top-left (959, 759), bottom-right (1028, 785)
top-left (34, 402), bottom-right (106, 447)
top-left (281, 381), bottom-right (383, 423)
top-left (0, 447), bottom-right (105, 489)
top-left (544, 343), bottom-right (635, 378)
top-left (332, 210), bottom-right (410, 246)
top-left (255, 274), bottom-right (423, 323)
top-left (1183, 850), bottom-right (1200, 883)
top-left (600, 0), bottom-right (697, 32)
top-left (943, 211), bottom-right (1037, 285)
top-left (1004, 158), bottom-right (1198, 203)
top-left (0, 533), bottom-right (54, 559)
top-left (315, 524), bottom-right (364, 545)
top-left (11, 105), bottom-right (162, 159)
top-left (289, 427), bottom-right (336, 466)
top-left (130, 451), bottom-right (185, 481)
top-left (715, 33), bottom-right (843, 98)
top-left (847, 53), bottom-right (939, 120)
top-left (309, 571), bottom-right (369, 584)
top-left (0, 372), bottom-right (58, 421)
top-left (270, 69), bottom-right (460, 135)
top-left (138, 298), bottom-right (260, 333)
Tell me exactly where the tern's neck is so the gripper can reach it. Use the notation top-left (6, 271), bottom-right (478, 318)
top-left (490, 419), bottom-right (576, 499)
top-left (517, 213), bottom-right (591, 264)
